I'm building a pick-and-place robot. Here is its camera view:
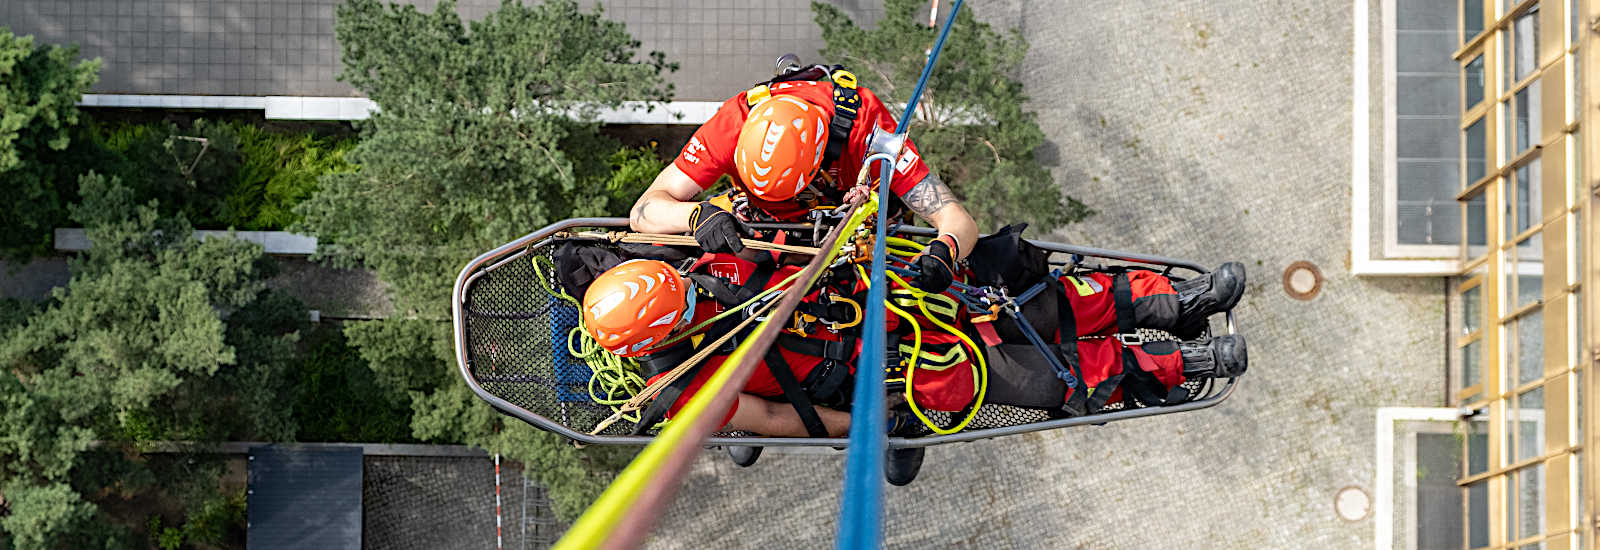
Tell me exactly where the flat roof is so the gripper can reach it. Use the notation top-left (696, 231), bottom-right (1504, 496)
top-left (2, 0), bottom-right (883, 103)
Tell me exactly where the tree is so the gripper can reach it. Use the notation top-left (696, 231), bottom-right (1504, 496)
top-left (0, 29), bottom-right (101, 260)
top-left (298, 0), bottom-right (673, 314)
top-left (811, 0), bottom-right (1091, 231)
top-left (0, 173), bottom-right (302, 546)
top-left (295, 0), bottom-right (671, 519)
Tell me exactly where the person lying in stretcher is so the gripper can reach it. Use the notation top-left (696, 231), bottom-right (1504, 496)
top-left (573, 236), bottom-right (1249, 438)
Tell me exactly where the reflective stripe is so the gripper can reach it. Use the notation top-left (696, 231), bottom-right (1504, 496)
top-left (897, 342), bottom-right (969, 372)
top-left (1064, 275), bottom-right (1102, 296)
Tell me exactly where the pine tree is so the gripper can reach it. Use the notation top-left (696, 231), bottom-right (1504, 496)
top-left (811, 0), bottom-right (1091, 231)
top-left (293, 0), bottom-right (671, 519)
top-left (0, 174), bottom-right (300, 546)
top-left (0, 29), bottom-right (102, 260)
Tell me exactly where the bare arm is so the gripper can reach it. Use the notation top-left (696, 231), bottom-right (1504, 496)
top-left (629, 163), bottom-right (706, 233)
top-left (899, 173), bottom-right (977, 260)
top-left (726, 393), bottom-right (852, 437)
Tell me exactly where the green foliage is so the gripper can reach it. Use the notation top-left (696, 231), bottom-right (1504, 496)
top-left (91, 119), bottom-right (355, 231)
top-left (289, 324), bottom-right (416, 443)
top-left (0, 173), bottom-right (297, 546)
top-left (0, 482), bottom-right (110, 550)
top-left (291, 1), bottom-right (671, 519)
top-left (0, 28), bottom-right (102, 260)
top-left (811, 0), bottom-right (1091, 231)
top-left (299, 0), bottom-right (675, 315)
top-left (143, 488), bottom-right (245, 550)
top-left (228, 124), bottom-right (356, 229)
top-left (178, 490), bottom-right (246, 547)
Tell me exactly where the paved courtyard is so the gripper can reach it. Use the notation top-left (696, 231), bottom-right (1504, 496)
top-left (650, 1), bottom-right (1446, 548)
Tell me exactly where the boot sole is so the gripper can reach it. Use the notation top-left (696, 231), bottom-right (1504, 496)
top-left (1213, 334), bottom-right (1248, 377)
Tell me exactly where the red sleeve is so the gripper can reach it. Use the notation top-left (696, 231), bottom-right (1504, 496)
top-left (672, 95), bottom-right (747, 189)
top-left (853, 87), bottom-right (931, 197)
top-left (650, 355), bottom-right (739, 428)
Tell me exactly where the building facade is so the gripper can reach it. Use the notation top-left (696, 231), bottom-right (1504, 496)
top-left (1448, 0), bottom-right (1594, 547)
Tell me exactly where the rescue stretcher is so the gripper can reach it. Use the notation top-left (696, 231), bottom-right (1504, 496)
top-left (451, 217), bottom-right (1241, 459)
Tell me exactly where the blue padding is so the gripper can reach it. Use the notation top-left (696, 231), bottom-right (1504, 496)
top-left (549, 302), bottom-right (594, 402)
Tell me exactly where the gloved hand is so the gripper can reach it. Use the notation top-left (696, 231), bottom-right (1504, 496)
top-left (688, 202), bottom-right (754, 254)
top-left (910, 237), bottom-right (956, 294)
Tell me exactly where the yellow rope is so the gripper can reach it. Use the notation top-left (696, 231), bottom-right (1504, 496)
top-left (860, 236), bottom-right (990, 435)
top-left (887, 269), bottom-right (989, 435)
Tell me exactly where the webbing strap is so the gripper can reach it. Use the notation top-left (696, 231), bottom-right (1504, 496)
top-left (631, 346), bottom-right (704, 435)
top-left (1051, 278), bottom-right (1089, 417)
top-left (1111, 272), bottom-right (1137, 335)
top-left (823, 73), bottom-right (860, 173)
top-left (1051, 278), bottom-right (1081, 383)
top-left (763, 347), bottom-right (830, 438)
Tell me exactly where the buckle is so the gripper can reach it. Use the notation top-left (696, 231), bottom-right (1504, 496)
top-left (1114, 333), bottom-right (1144, 346)
top-left (745, 84), bottom-right (772, 106)
top-left (831, 69), bottom-right (858, 89)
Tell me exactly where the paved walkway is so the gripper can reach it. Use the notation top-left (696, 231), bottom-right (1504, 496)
top-left (650, 1), bottom-right (1446, 548)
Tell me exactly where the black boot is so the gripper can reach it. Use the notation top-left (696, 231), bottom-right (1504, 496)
top-left (1169, 262), bottom-right (1246, 340)
top-left (1180, 334), bottom-right (1249, 379)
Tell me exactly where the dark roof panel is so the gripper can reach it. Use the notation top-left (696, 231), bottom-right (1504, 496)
top-left (248, 445), bottom-right (364, 550)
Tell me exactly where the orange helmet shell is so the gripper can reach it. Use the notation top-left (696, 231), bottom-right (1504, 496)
top-left (734, 95), bottom-right (828, 201)
top-left (582, 260), bottom-right (689, 357)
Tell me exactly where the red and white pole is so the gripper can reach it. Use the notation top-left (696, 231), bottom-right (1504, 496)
top-left (494, 453), bottom-right (503, 550)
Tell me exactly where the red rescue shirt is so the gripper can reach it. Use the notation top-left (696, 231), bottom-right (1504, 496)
top-left (673, 80), bottom-right (932, 221)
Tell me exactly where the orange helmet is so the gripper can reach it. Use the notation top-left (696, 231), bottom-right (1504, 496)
top-left (734, 95), bottom-right (829, 201)
top-left (581, 260), bottom-right (694, 357)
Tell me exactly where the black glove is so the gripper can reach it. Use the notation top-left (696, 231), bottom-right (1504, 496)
top-left (911, 238), bottom-right (955, 294)
top-left (688, 202), bottom-right (753, 254)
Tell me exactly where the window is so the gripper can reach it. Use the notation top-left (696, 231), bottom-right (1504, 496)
top-left (1466, 0), bottom-right (1487, 41)
top-left (1515, 79), bottom-right (1543, 153)
top-left (1513, 7), bottom-right (1542, 83)
top-left (1467, 55), bottom-right (1487, 107)
top-left (1467, 117), bottom-right (1489, 183)
top-left (1382, 0), bottom-right (1476, 260)
top-left (1468, 479), bottom-right (1490, 547)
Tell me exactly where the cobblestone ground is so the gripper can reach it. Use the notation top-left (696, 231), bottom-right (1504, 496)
top-left (647, 1), bottom-right (1446, 549)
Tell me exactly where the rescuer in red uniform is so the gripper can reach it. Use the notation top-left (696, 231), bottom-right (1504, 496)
top-left (627, 74), bottom-right (977, 296)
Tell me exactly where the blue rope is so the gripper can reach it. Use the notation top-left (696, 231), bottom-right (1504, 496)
top-left (836, 2), bottom-right (964, 549)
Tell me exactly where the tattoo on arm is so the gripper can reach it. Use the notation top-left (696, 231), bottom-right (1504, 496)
top-left (900, 173), bottom-right (958, 219)
top-left (631, 199), bottom-right (649, 221)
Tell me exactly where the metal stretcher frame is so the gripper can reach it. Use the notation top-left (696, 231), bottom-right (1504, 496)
top-left (452, 217), bottom-right (1239, 450)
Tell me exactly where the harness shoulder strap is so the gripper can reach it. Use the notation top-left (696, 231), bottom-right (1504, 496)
top-left (632, 358), bottom-right (704, 435)
top-left (761, 347), bottom-right (830, 438)
top-left (821, 68), bottom-right (860, 173)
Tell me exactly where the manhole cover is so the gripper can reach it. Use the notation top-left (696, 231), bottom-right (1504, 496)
top-left (1335, 486), bottom-right (1371, 522)
top-left (1283, 261), bottom-right (1322, 301)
